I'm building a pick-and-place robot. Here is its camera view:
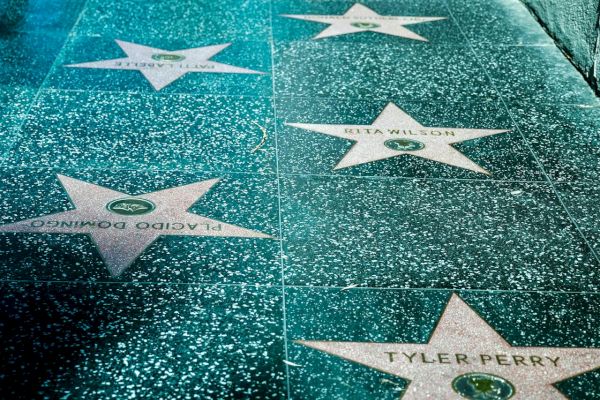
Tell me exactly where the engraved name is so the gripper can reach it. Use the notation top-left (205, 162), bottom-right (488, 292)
top-left (325, 16), bottom-right (415, 21)
top-left (114, 62), bottom-right (216, 70)
top-left (384, 352), bottom-right (560, 367)
top-left (29, 220), bottom-right (222, 231)
top-left (344, 128), bottom-right (455, 136)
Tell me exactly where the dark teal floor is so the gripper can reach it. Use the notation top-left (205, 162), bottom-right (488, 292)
top-left (1, 0), bottom-right (600, 399)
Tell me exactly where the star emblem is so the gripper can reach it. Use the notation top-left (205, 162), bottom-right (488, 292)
top-left (298, 294), bottom-right (600, 399)
top-left (286, 103), bottom-right (510, 174)
top-left (66, 40), bottom-right (265, 90)
top-left (0, 175), bottom-right (272, 277)
top-left (281, 3), bottom-right (446, 41)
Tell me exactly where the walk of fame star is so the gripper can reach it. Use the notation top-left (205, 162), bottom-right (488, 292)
top-left (286, 103), bottom-right (510, 174)
top-left (281, 3), bottom-right (446, 41)
top-left (298, 294), bottom-right (600, 399)
top-left (66, 40), bottom-right (265, 90)
top-left (0, 175), bottom-right (272, 277)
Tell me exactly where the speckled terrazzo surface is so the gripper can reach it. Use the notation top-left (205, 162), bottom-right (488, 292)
top-left (0, 0), bottom-right (600, 399)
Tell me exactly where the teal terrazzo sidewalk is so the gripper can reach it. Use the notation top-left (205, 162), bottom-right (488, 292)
top-left (0, 0), bottom-right (599, 399)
